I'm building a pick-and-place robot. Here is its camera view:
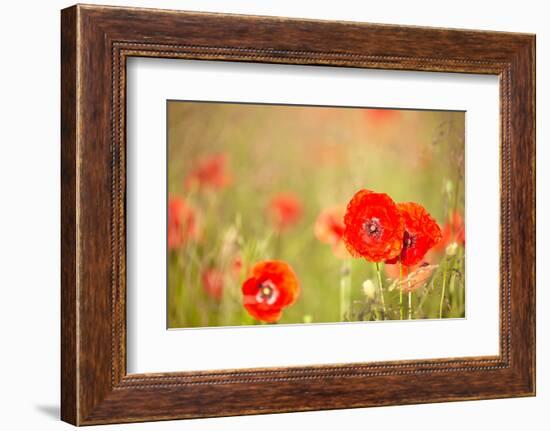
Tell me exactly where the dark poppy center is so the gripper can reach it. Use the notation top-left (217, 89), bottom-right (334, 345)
top-left (363, 217), bottom-right (383, 239)
top-left (403, 231), bottom-right (416, 251)
top-left (256, 280), bottom-right (279, 305)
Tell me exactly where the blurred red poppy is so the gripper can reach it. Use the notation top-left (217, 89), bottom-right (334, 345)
top-left (267, 192), bottom-right (303, 231)
top-left (202, 268), bottom-right (224, 300)
top-left (434, 210), bottom-right (465, 253)
top-left (386, 202), bottom-right (442, 267)
top-left (364, 108), bottom-right (400, 125)
top-left (168, 196), bottom-right (197, 250)
top-left (386, 262), bottom-right (438, 292)
top-left (314, 206), bottom-right (349, 258)
top-left (242, 260), bottom-right (300, 323)
top-left (385, 261), bottom-right (416, 279)
top-left (185, 153), bottom-right (232, 190)
top-left (343, 190), bottom-right (404, 262)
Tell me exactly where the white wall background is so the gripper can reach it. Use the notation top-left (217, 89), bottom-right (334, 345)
top-left (0, 1), bottom-right (544, 430)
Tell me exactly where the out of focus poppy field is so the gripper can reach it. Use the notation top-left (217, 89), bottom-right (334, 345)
top-left (167, 101), bottom-right (465, 328)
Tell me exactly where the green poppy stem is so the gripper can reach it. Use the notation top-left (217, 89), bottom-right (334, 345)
top-left (399, 261), bottom-right (404, 320)
top-left (375, 262), bottom-right (386, 319)
top-left (408, 290), bottom-right (413, 320)
top-left (439, 264), bottom-right (448, 319)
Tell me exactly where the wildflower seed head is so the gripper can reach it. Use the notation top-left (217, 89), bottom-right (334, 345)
top-left (362, 279), bottom-right (377, 300)
top-left (446, 241), bottom-right (458, 256)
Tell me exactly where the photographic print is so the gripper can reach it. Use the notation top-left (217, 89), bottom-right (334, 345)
top-left (167, 101), bottom-right (465, 328)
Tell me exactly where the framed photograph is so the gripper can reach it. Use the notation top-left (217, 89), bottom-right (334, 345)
top-left (61, 4), bottom-right (535, 425)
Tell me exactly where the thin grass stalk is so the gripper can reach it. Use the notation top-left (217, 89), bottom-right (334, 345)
top-left (439, 262), bottom-right (448, 319)
top-left (399, 261), bottom-right (404, 320)
top-left (408, 290), bottom-right (413, 320)
top-left (339, 260), bottom-right (351, 321)
top-left (375, 262), bottom-right (386, 319)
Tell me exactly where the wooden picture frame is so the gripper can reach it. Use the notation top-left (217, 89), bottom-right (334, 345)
top-left (61, 4), bottom-right (535, 425)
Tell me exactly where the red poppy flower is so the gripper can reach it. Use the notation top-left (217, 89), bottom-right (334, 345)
top-left (386, 202), bottom-right (442, 267)
top-left (435, 210), bottom-right (465, 253)
top-left (242, 260), bottom-right (300, 323)
top-left (168, 196), bottom-right (197, 250)
top-left (185, 153), bottom-right (232, 190)
top-left (201, 268), bottom-right (224, 300)
top-left (343, 190), bottom-right (404, 262)
top-left (267, 193), bottom-right (303, 231)
top-left (314, 206), bottom-right (349, 258)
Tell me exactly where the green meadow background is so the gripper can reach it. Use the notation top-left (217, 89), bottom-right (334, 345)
top-left (167, 101), bottom-right (465, 328)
